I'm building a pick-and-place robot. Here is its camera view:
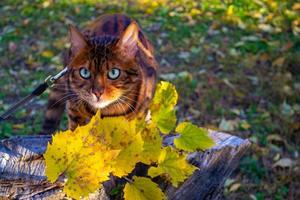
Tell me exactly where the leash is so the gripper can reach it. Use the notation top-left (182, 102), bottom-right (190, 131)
top-left (0, 67), bottom-right (69, 122)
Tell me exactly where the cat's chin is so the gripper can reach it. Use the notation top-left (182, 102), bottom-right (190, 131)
top-left (90, 100), bottom-right (114, 109)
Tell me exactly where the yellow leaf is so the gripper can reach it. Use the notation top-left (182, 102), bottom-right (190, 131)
top-left (292, 3), bottom-right (300, 10)
top-left (63, 148), bottom-right (115, 199)
top-left (123, 176), bottom-right (166, 200)
top-left (190, 8), bottom-right (201, 16)
top-left (227, 5), bottom-right (234, 16)
top-left (44, 112), bottom-right (131, 199)
top-left (12, 124), bottom-right (24, 129)
top-left (43, 81), bottom-right (215, 198)
top-left (272, 57), bottom-right (285, 67)
top-left (174, 122), bottom-right (215, 152)
top-left (152, 81), bottom-right (178, 108)
top-left (140, 124), bottom-right (162, 164)
top-left (240, 120), bottom-right (251, 130)
top-left (41, 50), bottom-right (54, 58)
top-left (42, 0), bottom-right (51, 8)
top-left (111, 132), bottom-right (144, 177)
top-left (148, 147), bottom-right (197, 187)
top-left (95, 117), bottom-right (137, 149)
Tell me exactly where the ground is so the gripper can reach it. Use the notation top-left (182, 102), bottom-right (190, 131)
top-left (0, 0), bottom-right (299, 199)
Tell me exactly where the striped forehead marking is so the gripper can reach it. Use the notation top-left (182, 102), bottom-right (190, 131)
top-left (88, 35), bottom-right (118, 71)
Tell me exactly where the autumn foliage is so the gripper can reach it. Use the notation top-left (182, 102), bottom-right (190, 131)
top-left (43, 81), bottom-right (214, 199)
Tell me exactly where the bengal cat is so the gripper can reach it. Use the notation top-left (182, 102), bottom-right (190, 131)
top-left (41, 14), bottom-right (158, 134)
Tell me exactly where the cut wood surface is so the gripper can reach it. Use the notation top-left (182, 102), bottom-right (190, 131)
top-left (0, 131), bottom-right (250, 200)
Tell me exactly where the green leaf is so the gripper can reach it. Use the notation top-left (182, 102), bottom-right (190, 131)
top-left (174, 122), bottom-right (215, 152)
top-left (123, 176), bottom-right (166, 200)
top-left (150, 81), bottom-right (178, 134)
top-left (148, 147), bottom-right (197, 187)
top-left (153, 107), bottom-right (177, 134)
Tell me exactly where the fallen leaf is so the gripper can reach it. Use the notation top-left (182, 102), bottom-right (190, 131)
top-left (272, 57), bottom-right (285, 67)
top-left (240, 120), bottom-right (251, 130)
top-left (292, 3), bottom-right (300, 10)
top-left (273, 158), bottom-right (295, 168)
top-left (258, 24), bottom-right (274, 32)
top-left (41, 50), bottom-right (54, 58)
top-left (267, 134), bottom-right (284, 144)
top-left (229, 183), bottom-right (241, 192)
top-left (12, 124), bottom-right (24, 129)
top-left (219, 118), bottom-right (238, 132)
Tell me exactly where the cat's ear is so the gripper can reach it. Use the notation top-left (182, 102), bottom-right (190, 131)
top-left (117, 22), bottom-right (139, 58)
top-left (68, 24), bottom-right (87, 54)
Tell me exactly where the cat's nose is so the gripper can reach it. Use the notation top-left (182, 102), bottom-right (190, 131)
top-left (92, 87), bottom-right (104, 99)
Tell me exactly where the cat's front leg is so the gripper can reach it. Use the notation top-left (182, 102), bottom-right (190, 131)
top-left (66, 102), bottom-right (88, 131)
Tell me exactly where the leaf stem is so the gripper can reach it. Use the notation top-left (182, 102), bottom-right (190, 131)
top-left (124, 177), bottom-right (133, 184)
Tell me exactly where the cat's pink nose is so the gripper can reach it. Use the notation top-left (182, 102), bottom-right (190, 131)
top-left (92, 87), bottom-right (104, 98)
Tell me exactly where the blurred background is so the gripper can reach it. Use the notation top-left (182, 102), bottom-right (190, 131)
top-left (0, 0), bottom-right (299, 199)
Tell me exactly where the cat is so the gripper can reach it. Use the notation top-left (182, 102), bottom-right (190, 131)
top-left (41, 14), bottom-right (158, 134)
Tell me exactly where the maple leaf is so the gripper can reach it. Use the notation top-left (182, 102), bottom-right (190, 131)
top-left (123, 176), bottom-right (166, 200)
top-left (111, 132), bottom-right (144, 177)
top-left (94, 117), bottom-right (137, 149)
top-left (44, 134), bottom-right (113, 199)
top-left (174, 122), bottom-right (215, 152)
top-left (44, 112), bottom-right (132, 199)
top-left (148, 147), bottom-right (197, 187)
top-left (139, 123), bottom-right (162, 164)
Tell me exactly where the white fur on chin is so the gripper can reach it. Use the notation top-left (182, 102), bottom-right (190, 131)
top-left (91, 100), bottom-right (114, 109)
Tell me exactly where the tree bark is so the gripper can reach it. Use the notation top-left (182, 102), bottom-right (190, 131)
top-left (0, 131), bottom-right (250, 200)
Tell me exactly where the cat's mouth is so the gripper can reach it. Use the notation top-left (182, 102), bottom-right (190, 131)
top-left (81, 92), bottom-right (122, 109)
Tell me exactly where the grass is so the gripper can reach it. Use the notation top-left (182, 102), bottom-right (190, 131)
top-left (0, 0), bottom-right (299, 199)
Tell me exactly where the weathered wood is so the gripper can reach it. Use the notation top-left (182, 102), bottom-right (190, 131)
top-left (0, 131), bottom-right (250, 200)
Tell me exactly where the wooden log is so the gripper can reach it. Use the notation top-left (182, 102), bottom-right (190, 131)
top-left (0, 131), bottom-right (250, 200)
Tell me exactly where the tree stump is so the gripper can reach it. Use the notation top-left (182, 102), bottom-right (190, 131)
top-left (0, 130), bottom-right (250, 200)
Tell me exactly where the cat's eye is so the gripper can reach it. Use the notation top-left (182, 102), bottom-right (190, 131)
top-left (79, 67), bottom-right (91, 79)
top-left (108, 68), bottom-right (121, 80)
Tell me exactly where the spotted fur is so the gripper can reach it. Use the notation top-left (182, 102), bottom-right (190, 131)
top-left (41, 14), bottom-right (157, 134)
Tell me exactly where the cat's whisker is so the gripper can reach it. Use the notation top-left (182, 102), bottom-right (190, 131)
top-left (50, 95), bottom-right (77, 109)
top-left (119, 95), bottom-right (137, 105)
top-left (116, 99), bottom-right (127, 114)
top-left (118, 98), bottom-right (136, 113)
top-left (51, 88), bottom-right (74, 94)
top-left (119, 94), bottom-right (138, 100)
top-left (73, 99), bottom-right (83, 108)
top-left (120, 95), bottom-right (138, 104)
top-left (49, 94), bottom-right (78, 109)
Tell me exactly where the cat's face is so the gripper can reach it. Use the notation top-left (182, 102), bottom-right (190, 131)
top-left (68, 22), bottom-right (144, 112)
top-left (69, 47), bottom-right (141, 109)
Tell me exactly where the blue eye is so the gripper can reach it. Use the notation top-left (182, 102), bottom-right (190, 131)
top-left (79, 67), bottom-right (91, 79)
top-left (108, 68), bottom-right (121, 80)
